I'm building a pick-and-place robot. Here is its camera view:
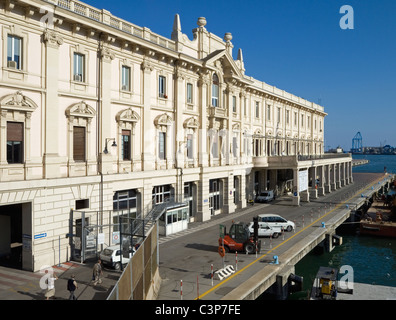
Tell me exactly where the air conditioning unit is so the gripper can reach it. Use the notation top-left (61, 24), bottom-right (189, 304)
top-left (7, 60), bottom-right (17, 69)
top-left (73, 74), bottom-right (82, 82)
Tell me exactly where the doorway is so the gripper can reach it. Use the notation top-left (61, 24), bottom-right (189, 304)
top-left (0, 203), bottom-right (31, 270)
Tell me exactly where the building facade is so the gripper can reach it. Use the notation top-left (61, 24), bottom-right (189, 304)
top-left (0, 0), bottom-right (352, 271)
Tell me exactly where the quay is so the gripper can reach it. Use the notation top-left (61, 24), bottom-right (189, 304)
top-left (156, 172), bottom-right (394, 300)
top-left (352, 159), bottom-right (369, 167)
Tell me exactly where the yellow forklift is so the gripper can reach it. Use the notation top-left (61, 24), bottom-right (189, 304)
top-left (310, 267), bottom-right (338, 300)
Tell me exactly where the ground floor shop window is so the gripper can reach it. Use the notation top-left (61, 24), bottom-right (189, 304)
top-left (152, 185), bottom-right (172, 204)
top-left (209, 179), bottom-right (221, 215)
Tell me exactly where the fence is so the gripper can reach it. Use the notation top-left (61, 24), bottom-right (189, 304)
top-left (107, 222), bottom-right (159, 300)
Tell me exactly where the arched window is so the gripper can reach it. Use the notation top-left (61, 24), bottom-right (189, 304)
top-left (212, 73), bottom-right (219, 107)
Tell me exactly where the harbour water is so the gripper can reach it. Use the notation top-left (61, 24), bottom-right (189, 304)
top-left (289, 154), bottom-right (396, 300)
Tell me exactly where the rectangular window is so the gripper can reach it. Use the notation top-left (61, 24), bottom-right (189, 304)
top-left (301, 114), bottom-right (304, 127)
top-left (244, 98), bottom-right (247, 116)
top-left (159, 75), bottom-right (166, 98)
top-left (267, 105), bottom-right (271, 120)
top-left (113, 189), bottom-right (137, 211)
top-left (187, 83), bottom-right (193, 104)
top-left (212, 84), bottom-right (219, 107)
top-left (294, 112), bottom-right (297, 126)
top-left (255, 101), bottom-right (260, 118)
top-left (233, 136), bottom-right (238, 157)
top-left (158, 131), bottom-right (166, 160)
top-left (232, 96), bottom-right (237, 113)
top-left (7, 35), bottom-right (22, 69)
top-left (73, 53), bottom-right (85, 82)
top-left (286, 110), bottom-right (290, 125)
top-left (7, 122), bottom-right (23, 164)
top-left (122, 130), bottom-right (131, 160)
top-left (73, 126), bottom-right (86, 161)
top-left (187, 134), bottom-right (193, 159)
top-left (121, 66), bottom-right (131, 91)
top-left (277, 107), bottom-right (281, 123)
top-left (212, 133), bottom-right (219, 158)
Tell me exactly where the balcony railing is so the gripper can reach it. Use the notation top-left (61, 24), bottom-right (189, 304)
top-left (47, 0), bottom-right (176, 51)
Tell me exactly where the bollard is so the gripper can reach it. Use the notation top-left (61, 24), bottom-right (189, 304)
top-left (302, 215), bottom-right (305, 228)
top-left (211, 264), bottom-right (213, 286)
top-left (180, 280), bottom-right (183, 300)
top-left (235, 251), bottom-right (238, 271)
top-left (197, 275), bottom-right (199, 300)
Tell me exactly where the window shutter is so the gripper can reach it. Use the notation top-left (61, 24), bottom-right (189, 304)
top-left (7, 122), bottom-right (23, 141)
top-left (73, 126), bottom-right (85, 161)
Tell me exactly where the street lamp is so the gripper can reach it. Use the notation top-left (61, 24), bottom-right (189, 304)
top-left (103, 138), bottom-right (117, 154)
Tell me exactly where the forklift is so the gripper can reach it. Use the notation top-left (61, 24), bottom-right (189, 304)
top-left (218, 217), bottom-right (261, 254)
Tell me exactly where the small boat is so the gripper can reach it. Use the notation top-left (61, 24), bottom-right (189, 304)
top-left (360, 220), bottom-right (396, 237)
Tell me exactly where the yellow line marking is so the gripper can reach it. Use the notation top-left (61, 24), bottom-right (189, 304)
top-left (197, 174), bottom-right (389, 300)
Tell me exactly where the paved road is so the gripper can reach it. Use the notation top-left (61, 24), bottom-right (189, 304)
top-left (0, 259), bottom-right (120, 300)
top-left (157, 173), bottom-right (388, 300)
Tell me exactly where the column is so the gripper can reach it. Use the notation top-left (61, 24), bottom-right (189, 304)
top-left (141, 58), bottom-right (155, 171)
top-left (325, 164), bottom-right (331, 193)
top-left (42, 30), bottom-right (63, 178)
top-left (99, 44), bottom-right (115, 174)
top-left (174, 64), bottom-right (185, 169)
top-left (336, 163), bottom-right (342, 188)
top-left (310, 166), bottom-right (318, 199)
top-left (198, 73), bottom-right (209, 167)
top-left (318, 165), bottom-right (325, 196)
top-left (292, 168), bottom-right (300, 206)
top-left (196, 175), bottom-right (210, 222)
top-left (223, 174), bottom-right (235, 214)
top-left (331, 163), bottom-right (337, 191)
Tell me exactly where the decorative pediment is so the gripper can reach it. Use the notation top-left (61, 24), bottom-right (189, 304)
top-left (65, 101), bottom-right (96, 118)
top-left (0, 91), bottom-right (38, 113)
top-left (183, 116), bottom-right (199, 129)
top-left (202, 50), bottom-right (252, 83)
top-left (232, 123), bottom-right (240, 131)
top-left (116, 108), bottom-right (140, 123)
top-left (154, 113), bottom-right (173, 127)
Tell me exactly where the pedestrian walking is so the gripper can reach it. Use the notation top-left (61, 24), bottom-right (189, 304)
top-left (67, 274), bottom-right (78, 300)
top-left (45, 273), bottom-right (58, 300)
top-left (92, 259), bottom-right (103, 286)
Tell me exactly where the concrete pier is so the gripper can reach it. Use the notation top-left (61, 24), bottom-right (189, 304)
top-left (156, 172), bottom-right (394, 300)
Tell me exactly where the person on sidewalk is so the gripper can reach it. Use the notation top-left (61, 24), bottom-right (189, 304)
top-left (92, 259), bottom-right (103, 286)
top-left (45, 273), bottom-right (58, 300)
top-left (67, 274), bottom-right (78, 300)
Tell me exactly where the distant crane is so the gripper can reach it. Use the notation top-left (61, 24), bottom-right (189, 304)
top-left (351, 132), bottom-right (363, 153)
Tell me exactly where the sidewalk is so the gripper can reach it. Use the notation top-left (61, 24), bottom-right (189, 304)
top-left (0, 259), bottom-right (120, 300)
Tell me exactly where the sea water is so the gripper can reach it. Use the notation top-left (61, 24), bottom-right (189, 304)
top-left (289, 154), bottom-right (396, 300)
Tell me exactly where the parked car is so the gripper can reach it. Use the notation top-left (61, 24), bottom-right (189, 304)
top-left (99, 245), bottom-right (136, 271)
top-left (256, 190), bottom-right (274, 203)
top-left (247, 221), bottom-right (281, 238)
top-left (257, 214), bottom-right (295, 231)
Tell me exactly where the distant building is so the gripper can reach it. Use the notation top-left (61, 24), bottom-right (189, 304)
top-left (0, 0), bottom-right (352, 271)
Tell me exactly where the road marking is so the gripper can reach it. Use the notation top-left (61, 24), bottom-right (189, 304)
top-left (197, 174), bottom-right (389, 299)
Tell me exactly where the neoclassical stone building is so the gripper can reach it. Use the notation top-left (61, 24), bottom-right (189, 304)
top-left (0, 0), bottom-right (352, 271)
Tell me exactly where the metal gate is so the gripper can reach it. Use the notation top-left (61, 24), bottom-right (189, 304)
top-left (69, 209), bottom-right (142, 263)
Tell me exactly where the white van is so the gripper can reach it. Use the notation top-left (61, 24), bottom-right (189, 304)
top-left (257, 214), bottom-right (295, 232)
top-left (256, 190), bottom-right (274, 203)
top-left (247, 221), bottom-right (281, 238)
top-left (99, 245), bottom-right (136, 271)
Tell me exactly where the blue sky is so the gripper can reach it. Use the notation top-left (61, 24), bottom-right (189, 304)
top-left (85, 0), bottom-right (396, 150)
